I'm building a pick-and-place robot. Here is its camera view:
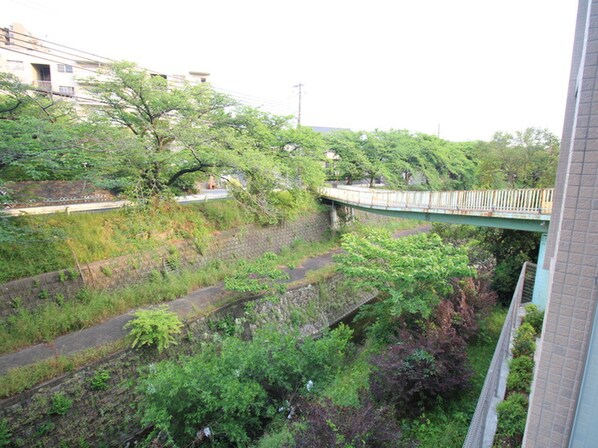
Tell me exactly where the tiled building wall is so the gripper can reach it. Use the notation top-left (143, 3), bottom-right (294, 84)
top-left (524, 1), bottom-right (598, 446)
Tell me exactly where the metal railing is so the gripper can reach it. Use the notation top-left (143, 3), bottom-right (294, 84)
top-left (321, 186), bottom-right (554, 216)
top-left (462, 261), bottom-right (536, 448)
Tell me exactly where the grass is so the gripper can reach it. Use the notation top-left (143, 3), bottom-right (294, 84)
top-left (0, 340), bottom-right (126, 398)
top-left (0, 238), bottom-right (342, 355)
top-left (0, 201), bottom-right (253, 283)
top-left (399, 307), bottom-right (508, 447)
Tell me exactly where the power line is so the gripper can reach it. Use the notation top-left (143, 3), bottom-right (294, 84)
top-left (6, 27), bottom-right (114, 63)
top-left (0, 44), bottom-right (102, 74)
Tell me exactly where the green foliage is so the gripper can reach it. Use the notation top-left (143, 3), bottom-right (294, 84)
top-left (124, 306), bottom-right (183, 353)
top-left (138, 325), bottom-right (352, 447)
top-left (512, 322), bottom-right (537, 358)
top-left (49, 392), bottom-right (73, 415)
top-left (89, 369), bottom-right (112, 391)
top-left (494, 393), bottom-right (528, 447)
top-left (324, 129), bottom-right (476, 189)
top-left (475, 128), bottom-right (559, 189)
top-left (335, 229), bottom-right (474, 339)
top-left (0, 419), bottom-right (11, 447)
top-left (523, 304), bottom-right (544, 334)
top-left (224, 252), bottom-right (290, 295)
top-left (507, 356), bottom-right (534, 394)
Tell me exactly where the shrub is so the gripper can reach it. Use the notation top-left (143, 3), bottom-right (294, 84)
top-left (370, 326), bottom-right (472, 417)
top-left (293, 397), bottom-right (401, 448)
top-left (523, 304), bottom-right (544, 334)
top-left (49, 392), bottom-right (73, 415)
top-left (89, 369), bottom-right (111, 391)
top-left (495, 393), bottom-right (528, 447)
top-left (124, 306), bottom-right (183, 353)
top-left (138, 325), bottom-right (352, 447)
top-left (512, 323), bottom-right (536, 358)
top-left (0, 419), bottom-right (11, 447)
top-left (506, 356), bottom-right (534, 394)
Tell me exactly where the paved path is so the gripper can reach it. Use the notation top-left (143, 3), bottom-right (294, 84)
top-left (0, 225), bottom-right (430, 375)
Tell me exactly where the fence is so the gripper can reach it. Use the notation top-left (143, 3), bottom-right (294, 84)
top-left (462, 261), bottom-right (536, 448)
top-left (321, 186), bottom-right (554, 215)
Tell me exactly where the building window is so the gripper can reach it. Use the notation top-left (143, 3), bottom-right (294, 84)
top-left (201, 77), bottom-right (207, 83)
top-left (7, 60), bottom-right (23, 71)
top-left (57, 64), bottom-right (73, 73)
top-left (59, 86), bottom-right (75, 96)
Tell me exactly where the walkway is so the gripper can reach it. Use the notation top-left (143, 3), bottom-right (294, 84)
top-left (2, 189), bottom-right (229, 216)
top-left (322, 186), bottom-right (553, 232)
top-left (0, 225), bottom-right (430, 375)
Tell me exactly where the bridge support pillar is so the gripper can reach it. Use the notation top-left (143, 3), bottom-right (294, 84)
top-left (330, 203), bottom-right (354, 231)
top-left (532, 232), bottom-right (549, 309)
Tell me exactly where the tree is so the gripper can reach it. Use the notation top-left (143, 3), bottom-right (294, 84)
top-left (475, 127), bottom-right (559, 189)
top-left (86, 63), bottom-right (326, 220)
top-left (334, 229), bottom-right (474, 340)
top-left (0, 72), bottom-right (103, 183)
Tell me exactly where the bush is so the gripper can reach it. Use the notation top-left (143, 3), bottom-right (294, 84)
top-left (49, 393), bottom-right (73, 415)
top-left (0, 419), bottom-right (11, 447)
top-left (506, 356), bottom-right (534, 394)
top-left (124, 306), bottom-right (183, 353)
top-left (293, 397), bottom-right (401, 448)
top-left (89, 369), bottom-right (111, 391)
top-left (495, 393), bottom-right (528, 447)
top-left (512, 323), bottom-right (536, 358)
top-left (138, 325), bottom-right (353, 447)
top-left (523, 304), bottom-right (544, 335)
top-left (370, 326), bottom-right (472, 417)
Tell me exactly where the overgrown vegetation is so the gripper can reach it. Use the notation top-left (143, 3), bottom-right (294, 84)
top-left (0, 238), bottom-right (339, 354)
top-left (134, 230), bottom-right (499, 447)
top-left (125, 306), bottom-right (183, 353)
top-left (493, 305), bottom-right (544, 447)
top-left (0, 201), bottom-right (253, 283)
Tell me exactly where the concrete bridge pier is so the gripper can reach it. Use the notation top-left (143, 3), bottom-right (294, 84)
top-left (532, 232), bottom-right (549, 309)
top-left (330, 202), bottom-right (355, 230)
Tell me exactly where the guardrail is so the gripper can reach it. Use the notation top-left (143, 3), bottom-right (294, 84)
top-left (321, 187), bottom-right (554, 215)
top-left (462, 261), bottom-right (536, 448)
top-left (2, 191), bottom-right (229, 217)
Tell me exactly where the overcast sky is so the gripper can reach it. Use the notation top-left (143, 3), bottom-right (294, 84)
top-left (4, 0), bottom-right (578, 142)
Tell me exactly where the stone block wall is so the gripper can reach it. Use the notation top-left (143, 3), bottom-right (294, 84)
top-left (0, 274), bottom-right (374, 447)
top-left (0, 270), bottom-right (83, 319)
top-left (0, 212), bottom-right (331, 317)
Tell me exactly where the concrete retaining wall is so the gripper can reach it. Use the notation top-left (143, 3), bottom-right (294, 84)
top-left (0, 212), bottom-right (331, 318)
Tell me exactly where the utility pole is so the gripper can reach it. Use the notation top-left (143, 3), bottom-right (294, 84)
top-left (293, 83), bottom-right (303, 126)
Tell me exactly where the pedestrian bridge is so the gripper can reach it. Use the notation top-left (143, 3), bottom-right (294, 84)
top-left (321, 186), bottom-right (553, 233)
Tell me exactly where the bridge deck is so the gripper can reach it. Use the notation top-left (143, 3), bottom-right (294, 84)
top-left (321, 186), bottom-right (553, 222)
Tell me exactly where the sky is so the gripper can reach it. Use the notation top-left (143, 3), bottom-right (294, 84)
top-left (4, 0), bottom-right (579, 142)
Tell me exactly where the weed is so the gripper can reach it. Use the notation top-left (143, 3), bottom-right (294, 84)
top-left (67, 267), bottom-right (80, 280)
top-left (58, 271), bottom-right (68, 283)
top-left (35, 421), bottom-right (55, 437)
top-left (89, 369), bottom-right (111, 391)
top-left (9, 297), bottom-right (22, 310)
top-left (100, 265), bottom-right (113, 277)
top-left (0, 419), bottom-right (11, 447)
top-left (55, 294), bottom-right (65, 307)
top-left (49, 393), bottom-right (73, 415)
top-left (125, 306), bottom-right (183, 353)
top-left (38, 289), bottom-right (49, 300)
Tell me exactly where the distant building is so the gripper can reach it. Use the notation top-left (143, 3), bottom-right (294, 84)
top-left (0, 23), bottom-right (210, 103)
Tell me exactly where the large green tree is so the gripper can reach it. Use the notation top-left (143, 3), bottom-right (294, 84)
top-left (475, 127), bottom-right (559, 189)
top-left (0, 72), bottom-right (104, 183)
top-left (85, 63), bottom-right (326, 219)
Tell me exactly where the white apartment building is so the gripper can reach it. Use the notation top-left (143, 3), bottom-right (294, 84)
top-left (0, 22), bottom-right (210, 103)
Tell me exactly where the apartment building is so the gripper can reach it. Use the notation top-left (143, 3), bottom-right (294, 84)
top-left (0, 22), bottom-right (210, 102)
